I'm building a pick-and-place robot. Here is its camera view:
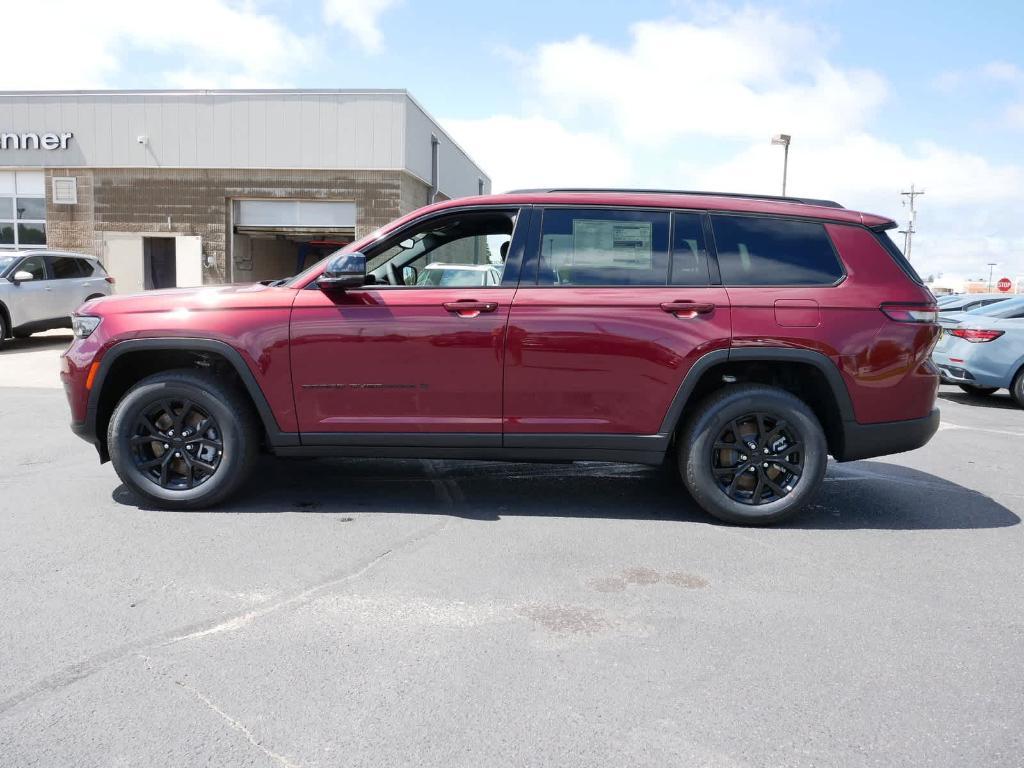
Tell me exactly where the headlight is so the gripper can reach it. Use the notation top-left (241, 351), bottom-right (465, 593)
top-left (72, 315), bottom-right (102, 339)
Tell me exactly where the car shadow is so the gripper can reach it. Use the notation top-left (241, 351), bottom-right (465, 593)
top-left (0, 332), bottom-right (73, 354)
top-left (111, 455), bottom-right (1020, 531)
top-left (938, 388), bottom-right (1020, 411)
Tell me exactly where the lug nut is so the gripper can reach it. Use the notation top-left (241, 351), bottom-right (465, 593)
top-left (763, 462), bottom-right (769, 468)
top-left (163, 443), bottom-right (169, 449)
top-left (174, 452), bottom-right (181, 458)
top-left (739, 454), bottom-right (747, 461)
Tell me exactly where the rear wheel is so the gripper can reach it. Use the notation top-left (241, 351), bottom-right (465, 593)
top-left (958, 384), bottom-right (998, 396)
top-left (108, 369), bottom-right (259, 509)
top-left (678, 384), bottom-right (827, 525)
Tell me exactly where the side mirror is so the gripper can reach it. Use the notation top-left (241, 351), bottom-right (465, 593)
top-left (318, 252), bottom-right (367, 292)
top-left (11, 270), bottom-right (34, 285)
top-left (402, 266), bottom-right (418, 285)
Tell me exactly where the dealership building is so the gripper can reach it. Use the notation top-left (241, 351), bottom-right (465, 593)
top-left (0, 90), bottom-right (489, 291)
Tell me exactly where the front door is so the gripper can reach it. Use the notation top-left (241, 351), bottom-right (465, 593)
top-left (504, 207), bottom-right (731, 439)
top-left (290, 207), bottom-right (525, 442)
top-left (8, 253), bottom-right (54, 325)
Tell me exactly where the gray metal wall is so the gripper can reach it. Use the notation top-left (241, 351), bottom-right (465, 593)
top-left (0, 90), bottom-right (488, 199)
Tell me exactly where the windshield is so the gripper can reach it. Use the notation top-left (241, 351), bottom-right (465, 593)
top-left (0, 255), bottom-right (20, 277)
top-left (963, 296), bottom-right (1024, 318)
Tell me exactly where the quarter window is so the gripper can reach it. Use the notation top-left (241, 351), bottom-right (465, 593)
top-left (539, 208), bottom-right (670, 286)
top-left (711, 215), bottom-right (843, 286)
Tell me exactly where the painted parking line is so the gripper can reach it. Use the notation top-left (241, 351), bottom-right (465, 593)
top-left (939, 421), bottom-right (1024, 437)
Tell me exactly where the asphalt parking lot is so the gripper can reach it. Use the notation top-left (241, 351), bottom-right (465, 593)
top-left (1, 332), bottom-right (1022, 767)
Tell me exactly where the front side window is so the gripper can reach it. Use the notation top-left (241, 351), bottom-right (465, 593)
top-left (365, 210), bottom-right (516, 288)
top-left (712, 215), bottom-right (843, 286)
top-left (538, 208), bottom-right (670, 286)
top-left (17, 254), bottom-right (47, 280)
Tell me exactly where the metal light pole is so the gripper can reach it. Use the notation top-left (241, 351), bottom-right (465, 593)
top-left (771, 134), bottom-right (791, 196)
top-left (988, 263), bottom-right (997, 292)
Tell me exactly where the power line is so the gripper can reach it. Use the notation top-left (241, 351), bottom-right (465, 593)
top-left (899, 184), bottom-right (925, 259)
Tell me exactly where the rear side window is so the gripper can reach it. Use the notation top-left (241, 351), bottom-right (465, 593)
top-left (711, 215), bottom-right (843, 286)
top-left (50, 256), bottom-right (88, 279)
top-left (539, 208), bottom-right (670, 286)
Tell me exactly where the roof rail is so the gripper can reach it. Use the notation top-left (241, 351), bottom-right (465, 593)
top-left (503, 188), bottom-right (844, 209)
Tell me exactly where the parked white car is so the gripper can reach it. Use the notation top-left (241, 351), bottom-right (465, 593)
top-left (0, 250), bottom-right (114, 343)
top-left (415, 262), bottom-right (503, 287)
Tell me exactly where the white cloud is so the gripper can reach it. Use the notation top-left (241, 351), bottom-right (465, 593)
top-left (452, 8), bottom-right (1023, 279)
top-left (0, 0), bottom-right (315, 89)
top-left (323, 0), bottom-right (398, 53)
top-left (443, 116), bottom-right (631, 192)
top-left (531, 10), bottom-right (887, 144)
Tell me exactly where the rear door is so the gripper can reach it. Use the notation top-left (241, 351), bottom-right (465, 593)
top-left (47, 255), bottom-right (97, 316)
top-left (503, 207), bottom-right (731, 441)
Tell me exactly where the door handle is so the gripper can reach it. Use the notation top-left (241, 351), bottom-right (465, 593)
top-left (443, 300), bottom-right (499, 318)
top-left (660, 301), bottom-right (715, 318)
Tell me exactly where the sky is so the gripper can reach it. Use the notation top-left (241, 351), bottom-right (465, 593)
top-left (2, 0), bottom-right (1023, 285)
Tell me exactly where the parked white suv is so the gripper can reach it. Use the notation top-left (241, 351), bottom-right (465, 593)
top-left (0, 250), bottom-right (114, 343)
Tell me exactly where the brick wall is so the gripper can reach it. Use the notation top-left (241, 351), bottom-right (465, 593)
top-left (44, 168), bottom-right (432, 284)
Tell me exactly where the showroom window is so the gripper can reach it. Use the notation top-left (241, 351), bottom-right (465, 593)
top-left (0, 171), bottom-right (46, 249)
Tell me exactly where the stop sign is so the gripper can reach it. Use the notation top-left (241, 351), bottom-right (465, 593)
top-left (997, 277), bottom-right (1012, 293)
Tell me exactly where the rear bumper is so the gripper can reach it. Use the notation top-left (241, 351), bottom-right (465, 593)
top-left (834, 408), bottom-right (940, 462)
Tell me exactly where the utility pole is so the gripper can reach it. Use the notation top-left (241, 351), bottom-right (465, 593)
top-left (771, 134), bottom-right (791, 196)
top-left (899, 184), bottom-right (925, 259)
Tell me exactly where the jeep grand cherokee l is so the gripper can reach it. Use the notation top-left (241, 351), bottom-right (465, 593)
top-left (61, 189), bottom-right (940, 525)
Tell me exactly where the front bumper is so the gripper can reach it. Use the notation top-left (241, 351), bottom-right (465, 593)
top-left (834, 408), bottom-right (940, 462)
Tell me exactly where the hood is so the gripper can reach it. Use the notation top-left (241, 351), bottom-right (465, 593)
top-left (79, 282), bottom-right (296, 316)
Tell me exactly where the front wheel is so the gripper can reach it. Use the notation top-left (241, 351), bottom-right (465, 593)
top-left (107, 369), bottom-right (259, 509)
top-left (678, 384), bottom-right (828, 525)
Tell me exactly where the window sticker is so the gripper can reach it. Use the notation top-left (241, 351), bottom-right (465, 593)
top-left (570, 219), bottom-right (653, 270)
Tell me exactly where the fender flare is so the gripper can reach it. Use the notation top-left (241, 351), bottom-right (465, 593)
top-left (86, 338), bottom-right (299, 450)
top-left (658, 346), bottom-right (856, 434)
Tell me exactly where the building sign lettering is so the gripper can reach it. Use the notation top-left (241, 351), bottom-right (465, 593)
top-left (0, 132), bottom-right (73, 150)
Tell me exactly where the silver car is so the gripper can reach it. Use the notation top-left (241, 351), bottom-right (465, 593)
top-left (0, 250), bottom-right (114, 343)
top-left (932, 295), bottom-right (1024, 404)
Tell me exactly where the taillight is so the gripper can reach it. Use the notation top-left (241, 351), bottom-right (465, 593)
top-left (880, 303), bottom-right (938, 323)
top-left (104, 276), bottom-right (116, 284)
top-left (948, 328), bottom-right (1004, 343)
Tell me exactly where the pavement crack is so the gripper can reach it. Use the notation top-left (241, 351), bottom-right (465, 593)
top-left (138, 654), bottom-right (301, 768)
top-left (0, 517), bottom-right (450, 720)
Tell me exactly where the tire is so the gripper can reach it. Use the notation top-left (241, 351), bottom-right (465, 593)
top-left (0, 311), bottom-right (6, 344)
top-left (1012, 370), bottom-right (1024, 409)
top-left (107, 369), bottom-right (260, 509)
top-left (678, 384), bottom-right (828, 526)
top-left (958, 384), bottom-right (998, 396)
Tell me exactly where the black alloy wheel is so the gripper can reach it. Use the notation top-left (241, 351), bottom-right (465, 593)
top-left (678, 383), bottom-right (827, 525)
top-left (108, 369), bottom-right (259, 509)
top-left (711, 413), bottom-right (804, 506)
top-left (130, 398), bottom-right (223, 490)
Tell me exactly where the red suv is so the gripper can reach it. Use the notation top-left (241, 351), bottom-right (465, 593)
top-left (61, 190), bottom-right (940, 524)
